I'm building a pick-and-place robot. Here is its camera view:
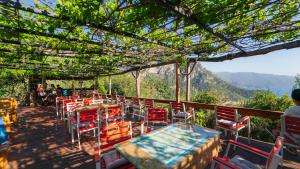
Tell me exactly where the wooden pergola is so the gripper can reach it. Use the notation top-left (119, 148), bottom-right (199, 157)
top-left (0, 0), bottom-right (299, 101)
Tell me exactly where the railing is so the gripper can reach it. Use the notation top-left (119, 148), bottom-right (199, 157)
top-left (122, 96), bottom-right (283, 120)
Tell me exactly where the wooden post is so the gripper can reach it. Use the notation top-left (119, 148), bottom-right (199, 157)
top-left (175, 63), bottom-right (180, 103)
top-left (136, 70), bottom-right (141, 97)
top-left (108, 76), bottom-right (112, 95)
top-left (186, 62), bottom-right (190, 102)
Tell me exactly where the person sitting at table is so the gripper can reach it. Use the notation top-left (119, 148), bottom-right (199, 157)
top-left (36, 84), bottom-right (46, 106)
top-left (56, 85), bottom-right (63, 96)
top-left (282, 89), bottom-right (300, 155)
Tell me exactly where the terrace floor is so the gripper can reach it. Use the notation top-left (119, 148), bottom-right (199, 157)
top-left (6, 106), bottom-right (300, 169)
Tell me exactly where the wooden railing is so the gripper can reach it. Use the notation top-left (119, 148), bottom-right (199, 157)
top-left (123, 96), bottom-right (283, 120)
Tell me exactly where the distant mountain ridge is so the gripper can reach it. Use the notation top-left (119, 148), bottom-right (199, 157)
top-left (215, 72), bottom-right (295, 95)
top-left (143, 64), bottom-right (254, 101)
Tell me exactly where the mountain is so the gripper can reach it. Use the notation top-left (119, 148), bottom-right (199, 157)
top-left (215, 72), bottom-right (295, 95)
top-left (143, 64), bottom-right (254, 101)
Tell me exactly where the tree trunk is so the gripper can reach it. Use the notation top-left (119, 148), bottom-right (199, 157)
top-left (175, 63), bottom-right (180, 103)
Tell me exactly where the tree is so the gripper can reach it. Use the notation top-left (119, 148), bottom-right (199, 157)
top-left (192, 91), bottom-right (220, 104)
top-left (243, 90), bottom-right (293, 111)
top-left (293, 74), bottom-right (300, 89)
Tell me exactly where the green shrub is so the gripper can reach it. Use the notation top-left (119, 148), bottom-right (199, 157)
top-left (192, 91), bottom-right (220, 104)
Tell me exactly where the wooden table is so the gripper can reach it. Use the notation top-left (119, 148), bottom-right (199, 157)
top-left (116, 123), bottom-right (221, 169)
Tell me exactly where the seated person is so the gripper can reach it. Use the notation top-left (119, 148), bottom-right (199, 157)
top-left (284, 89), bottom-right (300, 117)
top-left (282, 88), bottom-right (300, 155)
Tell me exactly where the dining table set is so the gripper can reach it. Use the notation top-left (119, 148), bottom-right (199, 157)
top-left (55, 94), bottom-right (222, 169)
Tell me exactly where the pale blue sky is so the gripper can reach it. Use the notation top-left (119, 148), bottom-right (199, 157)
top-left (202, 48), bottom-right (300, 76)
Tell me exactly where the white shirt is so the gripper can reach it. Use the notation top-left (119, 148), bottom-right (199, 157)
top-left (283, 106), bottom-right (300, 142)
top-left (284, 106), bottom-right (300, 117)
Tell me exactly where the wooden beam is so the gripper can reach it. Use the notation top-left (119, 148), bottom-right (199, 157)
top-left (185, 62), bottom-right (190, 102)
top-left (135, 70), bottom-right (141, 97)
top-left (175, 63), bottom-right (180, 102)
top-left (194, 40), bottom-right (300, 62)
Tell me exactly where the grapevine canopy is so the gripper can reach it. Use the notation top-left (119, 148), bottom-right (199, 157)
top-left (0, 0), bottom-right (299, 79)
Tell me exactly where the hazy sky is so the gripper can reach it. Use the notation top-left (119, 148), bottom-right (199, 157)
top-left (202, 48), bottom-right (300, 76)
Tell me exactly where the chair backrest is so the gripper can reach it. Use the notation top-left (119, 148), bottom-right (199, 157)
top-left (102, 95), bottom-right (109, 100)
top-left (77, 109), bottom-right (98, 124)
top-left (92, 99), bottom-right (103, 105)
top-left (99, 121), bottom-right (132, 149)
top-left (215, 106), bottom-right (238, 123)
top-left (266, 137), bottom-right (283, 169)
top-left (282, 115), bottom-right (300, 136)
top-left (118, 96), bottom-right (126, 103)
top-left (111, 95), bottom-right (118, 101)
top-left (94, 93), bottom-right (102, 99)
top-left (107, 105), bottom-right (123, 118)
top-left (56, 96), bottom-right (66, 104)
top-left (69, 95), bottom-right (80, 100)
top-left (147, 108), bottom-right (168, 123)
top-left (83, 98), bottom-right (93, 106)
top-left (170, 102), bottom-right (185, 112)
top-left (132, 97), bottom-right (140, 106)
top-left (144, 99), bottom-right (154, 109)
top-left (63, 99), bottom-right (76, 112)
top-left (281, 115), bottom-right (300, 145)
top-left (66, 101), bottom-right (83, 112)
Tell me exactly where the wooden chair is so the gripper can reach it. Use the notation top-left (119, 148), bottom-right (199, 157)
top-left (71, 108), bottom-right (98, 149)
top-left (170, 102), bottom-right (194, 123)
top-left (130, 97), bottom-right (144, 119)
top-left (119, 96), bottom-right (130, 114)
top-left (143, 99), bottom-right (154, 109)
top-left (215, 106), bottom-right (251, 143)
top-left (211, 137), bottom-right (283, 169)
top-left (92, 99), bottom-right (103, 105)
top-left (62, 99), bottom-right (76, 121)
top-left (103, 95), bottom-right (112, 104)
top-left (146, 108), bottom-right (168, 126)
top-left (69, 95), bottom-right (80, 100)
top-left (281, 115), bottom-right (300, 154)
top-left (95, 122), bottom-right (135, 169)
top-left (66, 101), bottom-right (83, 133)
top-left (111, 95), bottom-right (119, 104)
top-left (99, 105), bottom-right (124, 126)
top-left (83, 98), bottom-right (93, 106)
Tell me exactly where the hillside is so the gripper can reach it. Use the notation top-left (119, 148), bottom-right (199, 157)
top-left (215, 72), bottom-right (295, 95)
top-left (144, 64), bottom-right (254, 101)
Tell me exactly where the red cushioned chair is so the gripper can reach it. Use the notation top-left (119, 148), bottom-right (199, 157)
top-left (170, 102), bottom-right (194, 124)
top-left (83, 98), bottom-right (93, 106)
top-left (281, 115), bottom-right (300, 155)
top-left (215, 106), bottom-right (251, 143)
top-left (211, 137), bottom-right (283, 169)
top-left (146, 108), bottom-right (168, 126)
top-left (95, 122), bottom-right (135, 169)
top-left (62, 99), bottom-right (76, 121)
top-left (71, 108), bottom-right (98, 149)
top-left (66, 101), bottom-right (83, 133)
top-left (99, 105), bottom-right (124, 126)
top-left (69, 95), bottom-right (80, 100)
